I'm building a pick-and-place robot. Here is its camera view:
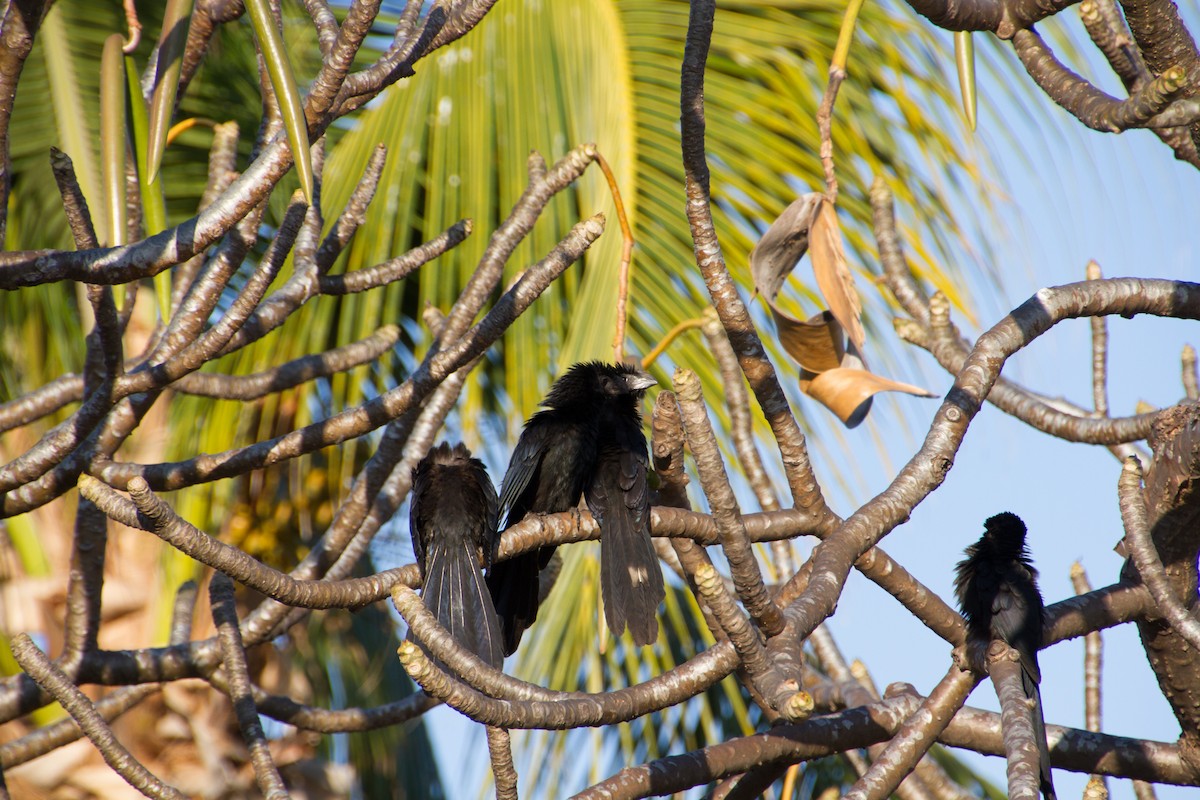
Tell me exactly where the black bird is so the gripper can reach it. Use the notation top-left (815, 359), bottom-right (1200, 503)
top-left (954, 511), bottom-right (1056, 800)
top-left (409, 442), bottom-right (504, 669)
top-left (486, 361), bottom-right (662, 654)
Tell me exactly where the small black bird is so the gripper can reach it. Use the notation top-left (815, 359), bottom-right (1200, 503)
top-left (954, 512), bottom-right (1056, 800)
top-left (486, 361), bottom-right (662, 654)
top-left (410, 442), bottom-right (504, 669)
top-left (586, 368), bottom-right (666, 647)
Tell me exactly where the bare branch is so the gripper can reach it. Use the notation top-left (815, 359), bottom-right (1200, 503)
top-left (486, 725), bottom-right (520, 800)
top-left (1012, 28), bottom-right (1185, 133)
top-left (680, 0), bottom-right (834, 525)
top-left (9, 635), bottom-right (186, 800)
top-left (209, 574), bottom-right (288, 799)
top-left (842, 666), bottom-right (978, 800)
top-left (1183, 344), bottom-right (1199, 400)
top-left (1118, 455), bottom-right (1200, 650)
top-left (86, 215), bottom-right (604, 493)
top-left (989, 645), bottom-right (1044, 800)
top-left (674, 368), bottom-right (783, 636)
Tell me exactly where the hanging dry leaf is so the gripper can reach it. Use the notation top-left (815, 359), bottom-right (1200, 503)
top-left (800, 367), bottom-right (936, 428)
top-left (750, 193), bottom-right (824, 300)
top-left (809, 199), bottom-right (865, 352)
top-left (748, 193), bottom-right (936, 427)
top-left (775, 310), bottom-right (843, 373)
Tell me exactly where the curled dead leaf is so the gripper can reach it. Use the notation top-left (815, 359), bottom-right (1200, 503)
top-left (809, 200), bottom-right (865, 352)
top-left (772, 309), bottom-right (843, 373)
top-left (750, 194), bottom-right (823, 300)
top-left (750, 194), bottom-right (936, 427)
top-left (800, 367), bottom-right (937, 428)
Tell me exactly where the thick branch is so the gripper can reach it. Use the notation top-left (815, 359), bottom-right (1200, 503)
top-left (680, 0), bottom-right (833, 524)
top-left (1013, 27), bottom-right (1185, 132)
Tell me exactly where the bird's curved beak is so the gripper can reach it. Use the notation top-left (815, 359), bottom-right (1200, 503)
top-left (625, 371), bottom-right (657, 391)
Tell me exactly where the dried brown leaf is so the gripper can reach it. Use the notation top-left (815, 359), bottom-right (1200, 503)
top-left (749, 193), bottom-right (824, 301)
top-left (771, 309), bottom-right (844, 374)
top-left (749, 194), bottom-right (933, 427)
top-left (800, 367), bottom-right (936, 428)
top-left (809, 200), bottom-right (865, 352)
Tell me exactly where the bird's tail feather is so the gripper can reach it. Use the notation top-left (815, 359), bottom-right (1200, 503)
top-left (1023, 667), bottom-right (1056, 800)
top-left (485, 551), bottom-right (542, 656)
top-left (600, 510), bottom-right (665, 647)
top-left (416, 540), bottom-right (504, 669)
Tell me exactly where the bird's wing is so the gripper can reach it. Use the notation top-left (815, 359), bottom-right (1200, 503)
top-left (497, 419), bottom-right (552, 529)
top-left (991, 568), bottom-right (1043, 685)
top-left (408, 461), bottom-right (429, 573)
top-left (479, 463), bottom-right (501, 569)
top-left (586, 441), bottom-right (662, 646)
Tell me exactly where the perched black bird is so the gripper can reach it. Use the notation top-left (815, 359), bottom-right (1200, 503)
top-left (954, 512), bottom-right (1056, 800)
top-left (409, 442), bottom-right (504, 669)
top-left (585, 368), bottom-right (666, 647)
top-left (486, 361), bottom-right (663, 654)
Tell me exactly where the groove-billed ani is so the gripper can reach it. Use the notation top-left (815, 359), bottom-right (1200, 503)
top-left (954, 511), bottom-right (1056, 800)
top-left (486, 361), bottom-right (663, 654)
top-left (410, 442), bottom-right (504, 669)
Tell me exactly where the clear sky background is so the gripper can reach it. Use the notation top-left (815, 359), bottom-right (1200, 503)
top-left (379, 7), bottom-right (1199, 798)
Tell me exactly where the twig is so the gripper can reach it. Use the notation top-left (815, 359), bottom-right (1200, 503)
top-left (691, 564), bottom-right (809, 720)
top-left (893, 291), bottom-right (1159, 445)
top-left (780, 279), bottom-right (1199, 656)
top-left (989, 644), bottom-right (1043, 800)
top-left (701, 309), bottom-right (780, 514)
top-left (315, 143), bottom-right (389, 272)
top-left (1117, 456), bottom-right (1200, 651)
top-left (841, 666), bottom-right (979, 800)
top-left (871, 176), bottom-right (930, 326)
top-left (640, 316), bottom-right (705, 369)
top-left (225, 217), bottom-right (467, 356)
top-left (1044, 581), bottom-right (1152, 643)
top-left (395, 635), bottom-right (739, 730)
top-left (61, 500), bottom-right (109, 662)
top-left (1087, 261), bottom-right (1110, 415)
top-left (9, 634), bottom-right (186, 800)
top-left (209, 574), bottom-right (289, 799)
top-left (436, 144), bottom-right (604, 348)
top-left (87, 215), bottom-right (605, 493)
top-left (817, 67), bottom-right (846, 202)
top-left (254, 690), bottom-right (438, 733)
top-left (321, 220), bottom-right (474, 294)
top-left (80, 474), bottom-right (420, 609)
top-left (1012, 28), bottom-right (1185, 133)
top-left (1182, 345), bottom-right (1198, 400)
top-left (673, 368), bottom-right (784, 636)
top-left (700, 309), bottom-right (794, 582)
top-left (0, 374), bottom-right (86, 433)
top-left (650, 390), bottom-right (727, 639)
top-left (1133, 780), bottom-right (1159, 800)
top-left (486, 726), bottom-right (520, 800)
top-left (0, 581), bottom-right (195, 769)
top-left (393, 582), bottom-right (737, 708)
top-left (574, 685), bottom-right (1200, 800)
top-left (303, 0), bottom-right (382, 118)
top-left (1070, 563), bottom-right (1104, 735)
top-left (1079, 0), bottom-right (1147, 91)
top-left (591, 148), bottom-right (635, 363)
top-left (174, 324), bottom-right (401, 399)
